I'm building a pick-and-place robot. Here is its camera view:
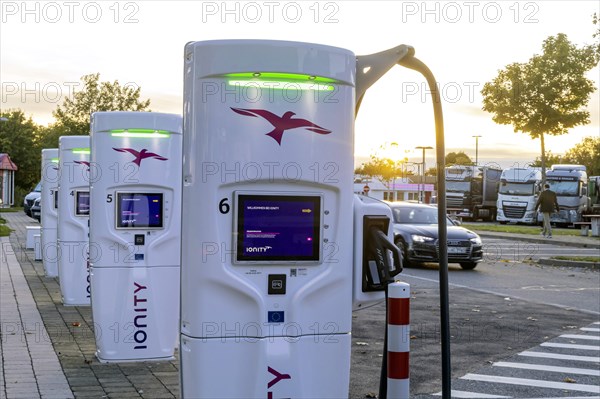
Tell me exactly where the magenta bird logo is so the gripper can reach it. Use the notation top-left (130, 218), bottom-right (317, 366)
top-left (74, 161), bottom-right (90, 171)
top-left (112, 148), bottom-right (168, 167)
top-left (231, 108), bottom-right (331, 145)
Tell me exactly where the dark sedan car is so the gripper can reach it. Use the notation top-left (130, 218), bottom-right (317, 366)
top-left (31, 197), bottom-right (41, 222)
top-left (388, 201), bottom-right (483, 270)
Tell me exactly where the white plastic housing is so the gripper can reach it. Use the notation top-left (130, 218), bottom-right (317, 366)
top-left (89, 111), bottom-right (182, 362)
top-left (57, 136), bottom-right (91, 305)
top-left (181, 40), bottom-right (356, 398)
top-left (41, 148), bottom-right (59, 277)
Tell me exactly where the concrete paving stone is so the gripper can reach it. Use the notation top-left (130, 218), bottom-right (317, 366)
top-left (41, 393), bottom-right (75, 399)
top-left (138, 390), bottom-right (175, 398)
top-left (104, 386), bottom-right (140, 394)
top-left (6, 393), bottom-right (42, 399)
top-left (71, 390), bottom-right (108, 398)
top-left (66, 377), bottom-right (103, 387)
top-left (107, 393), bottom-right (142, 399)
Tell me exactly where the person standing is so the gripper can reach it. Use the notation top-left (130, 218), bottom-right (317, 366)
top-left (535, 183), bottom-right (560, 238)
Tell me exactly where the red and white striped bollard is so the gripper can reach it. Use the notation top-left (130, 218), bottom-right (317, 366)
top-left (387, 281), bottom-right (410, 398)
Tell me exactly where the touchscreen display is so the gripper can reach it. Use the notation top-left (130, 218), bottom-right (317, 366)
top-left (75, 191), bottom-right (90, 216)
top-left (236, 194), bottom-right (321, 262)
top-left (116, 193), bottom-right (163, 229)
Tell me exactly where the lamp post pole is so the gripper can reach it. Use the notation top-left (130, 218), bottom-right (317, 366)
top-left (472, 135), bottom-right (482, 166)
top-left (415, 146), bottom-right (433, 203)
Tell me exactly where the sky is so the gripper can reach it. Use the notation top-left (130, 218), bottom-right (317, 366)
top-left (1, 0), bottom-right (599, 170)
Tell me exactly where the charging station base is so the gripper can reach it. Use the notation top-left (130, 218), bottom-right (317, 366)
top-left (180, 334), bottom-right (350, 398)
top-left (91, 266), bottom-right (179, 362)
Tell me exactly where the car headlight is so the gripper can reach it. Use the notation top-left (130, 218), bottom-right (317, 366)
top-left (470, 237), bottom-right (482, 245)
top-left (411, 234), bottom-right (435, 243)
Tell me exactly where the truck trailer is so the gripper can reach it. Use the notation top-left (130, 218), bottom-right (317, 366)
top-left (445, 165), bottom-right (502, 221)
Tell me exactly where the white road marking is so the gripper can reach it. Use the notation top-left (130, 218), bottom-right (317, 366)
top-left (541, 342), bottom-right (600, 351)
top-left (461, 374), bottom-right (600, 393)
top-left (519, 351), bottom-right (600, 363)
top-left (580, 327), bottom-right (600, 332)
top-left (493, 361), bottom-right (600, 376)
top-left (432, 390), bottom-right (511, 398)
top-left (560, 334), bottom-right (600, 341)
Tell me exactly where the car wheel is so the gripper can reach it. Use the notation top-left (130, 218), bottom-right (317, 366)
top-left (459, 262), bottom-right (478, 270)
top-left (395, 238), bottom-right (411, 267)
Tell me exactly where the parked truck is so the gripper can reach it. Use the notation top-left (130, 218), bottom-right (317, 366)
top-left (444, 165), bottom-right (502, 221)
top-left (541, 164), bottom-right (591, 226)
top-left (496, 168), bottom-right (542, 225)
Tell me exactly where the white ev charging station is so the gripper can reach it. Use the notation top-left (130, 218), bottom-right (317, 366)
top-left (89, 111), bottom-right (182, 362)
top-left (57, 136), bottom-right (91, 306)
top-left (180, 40), bottom-right (406, 398)
top-left (41, 148), bottom-right (60, 277)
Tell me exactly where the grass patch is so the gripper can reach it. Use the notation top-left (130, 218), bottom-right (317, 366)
top-left (0, 207), bottom-right (23, 213)
top-left (0, 218), bottom-right (11, 237)
top-left (462, 223), bottom-right (582, 237)
top-left (551, 256), bottom-right (600, 263)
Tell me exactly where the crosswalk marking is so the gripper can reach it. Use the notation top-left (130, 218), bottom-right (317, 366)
top-left (560, 334), bottom-right (600, 341)
top-left (580, 327), bottom-right (600, 332)
top-left (461, 374), bottom-right (600, 393)
top-left (433, 390), bottom-right (511, 398)
top-left (541, 342), bottom-right (600, 351)
top-left (493, 361), bottom-right (600, 376)
top-left (519, 351), bottom-right (600, 363)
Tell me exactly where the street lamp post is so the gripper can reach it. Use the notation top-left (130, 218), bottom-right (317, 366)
top-left (472, 135), bottom-right (482, 166)
top-left (415, 146), bottom-right (433, 203)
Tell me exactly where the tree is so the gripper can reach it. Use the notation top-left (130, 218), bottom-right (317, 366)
top-left (564, 136), bottom-right (600, 175)
top-left (445, 151), bottom-right (473, 166)
top-left (530, 151), bottom-right (563, 169)
top-left (481, 33), bottom-right (599, 182)
top-left (355, 156), bottom-right (403, 185)
top-left (51, 73), bottom-right (151, 137)
top-left (0, 109), bottom-right (42, 203)
top-left (530, 136), bottom-right (600, 175)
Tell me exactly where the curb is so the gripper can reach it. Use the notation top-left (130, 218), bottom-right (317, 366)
top-left (538, 258), bottom-right (600, 269)
top-left (475, 232), bottom-right (600, 249)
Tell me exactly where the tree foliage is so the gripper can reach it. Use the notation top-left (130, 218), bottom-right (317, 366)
top-left (531, 136), bottom-right (600, 175)
top-left (52, 73), bottom-right (151, 138)
top-left (0, 110), bottom-right (42, 202)
top-left (445, 151), bottom-right (473, 166)
top-left (355, 156), bottom-right (404, 184)
top-left (481, 33), bottom-right (599, 180)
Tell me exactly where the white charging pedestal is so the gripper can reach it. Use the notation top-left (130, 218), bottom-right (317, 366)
top-left (90, 111), bottom-right (182, 362)
top-left (57, 136), bottom-right (91, 306)
top-left (180, 40), bottom-right (357, 398)
top-left (41, 148), bottom-right (60, 277)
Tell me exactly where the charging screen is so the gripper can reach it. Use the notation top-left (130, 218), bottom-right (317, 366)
top-left (116, 193), bottom-right (163, 229)
top-left (236, 194), bottom-right (321, 262)
top-left (75, 191), bottom-right (90, 216)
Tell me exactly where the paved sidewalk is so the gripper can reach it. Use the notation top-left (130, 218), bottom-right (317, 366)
top-left (1, 212), bottom-right (179, 399)
top-left (1, 237), bottom-right (73, 399)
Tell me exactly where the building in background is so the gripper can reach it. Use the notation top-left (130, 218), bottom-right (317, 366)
top-left (354, 175), bottom-right (436, 203)
top-left (0, 153), bottom-right (18, 208)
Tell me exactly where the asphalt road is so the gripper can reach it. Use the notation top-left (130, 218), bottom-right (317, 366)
top-left (349, 249), bottom-right (600, 398)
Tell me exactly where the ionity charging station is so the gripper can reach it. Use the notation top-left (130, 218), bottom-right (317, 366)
top-left (179, 40), bottom-right (420, 398)
top-left (41, 148), bottom-right (60, 277)
top-left (89, 112), bottom-right (182, 362)
top-left (57, 136), bottom-right (91, 306)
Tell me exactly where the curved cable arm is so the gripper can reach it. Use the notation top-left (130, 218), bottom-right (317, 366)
top-left (355, 46), bottom-right (451, 399)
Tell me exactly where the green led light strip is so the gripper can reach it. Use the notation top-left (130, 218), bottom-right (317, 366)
top-left (224, 72), bottom-right (338, 91)
top-left (51, 158), bottom-right (59, 163)
top-left (110, 129), bottom-right (170, 138)
top-left (71, 148), bottom-right (90, 154)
